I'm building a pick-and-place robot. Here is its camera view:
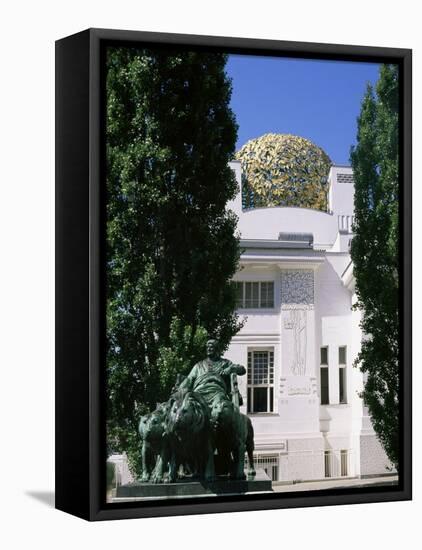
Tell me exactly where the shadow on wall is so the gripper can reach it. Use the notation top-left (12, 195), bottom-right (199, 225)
top-left (316, 259), bottom-right (352, 317)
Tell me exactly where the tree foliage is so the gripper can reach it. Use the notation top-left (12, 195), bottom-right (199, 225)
top-left (105, 46), bottom-right (242, 472)
top-left (350, 64), bottom-right (399, 469)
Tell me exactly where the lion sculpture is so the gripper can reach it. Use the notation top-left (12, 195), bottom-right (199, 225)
top-left (210, 398), bottom-right (256, 480)
top-left (150, 389), bottom-right (215, 483)
top-left (138, 401), bottom-right (171, 482)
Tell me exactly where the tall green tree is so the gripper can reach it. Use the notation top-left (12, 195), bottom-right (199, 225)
top-left (106, 47), bottom-right (242, 469)
top-left (350, 64), bottom-right (399, 469)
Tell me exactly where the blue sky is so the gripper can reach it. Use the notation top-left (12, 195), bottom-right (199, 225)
top-left (226, 55), bottom-right (381, 166)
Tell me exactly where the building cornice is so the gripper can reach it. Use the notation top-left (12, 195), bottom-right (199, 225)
top-left (240, 254), bottom-right (325, 271)
top-left (240, 238), bottom-right (313, 249)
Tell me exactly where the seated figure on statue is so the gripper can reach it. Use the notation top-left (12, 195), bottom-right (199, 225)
top-left (178, 339), bottom-right (245, 409)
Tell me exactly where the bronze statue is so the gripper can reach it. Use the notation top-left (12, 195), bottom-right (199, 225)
top-left (138, 339), bottom-right (255, 483)
top-left (210, 399), bottom-right (256, 479)
top-left (154, 390), bottom-right (215, 483)
top-left (178, 339), bottom-right (246, 409)
top-left (138, 402), bottom-right (170, 482)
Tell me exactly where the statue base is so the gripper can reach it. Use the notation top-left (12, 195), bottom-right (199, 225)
top-left (113, 469), bottom-right (272, 501)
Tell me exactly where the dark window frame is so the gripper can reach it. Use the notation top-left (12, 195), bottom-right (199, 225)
top-left (234, 281), bottom-right (275, 309)
top-left (247, 349), bottom-right (275, 414)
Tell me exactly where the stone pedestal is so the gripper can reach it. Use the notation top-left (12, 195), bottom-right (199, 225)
top-left (114, 469), bottom-right (272, 501)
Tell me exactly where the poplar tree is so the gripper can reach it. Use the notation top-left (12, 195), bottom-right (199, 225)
top-left (105, 46), bottom-right (241, 468)
top-left (350, 64), bottom-right (399, 469)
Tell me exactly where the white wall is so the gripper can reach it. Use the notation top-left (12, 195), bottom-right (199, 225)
top-left (227, 252), bottom-right (362, 478)
top-left (229, 165), bottom-right (355, 251)
top-left (233, 206), bottom-right (338, 248)
top-left (226, 155), bottom-right (396, 481)
top-left (328, 166), bottom-right (355, 218)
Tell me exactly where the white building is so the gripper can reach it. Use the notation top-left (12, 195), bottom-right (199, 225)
top-left (225, 160), bottom-right (394, 483)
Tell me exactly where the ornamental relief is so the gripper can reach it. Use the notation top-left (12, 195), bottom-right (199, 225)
top-left (286, 309), bottom-right (307, 376)
top-left (281, 270), bottom-right (313, 377)
top-left (282, 303), bottom-right (314, 312)
top-left (280, 269), bottom-right (314, 305)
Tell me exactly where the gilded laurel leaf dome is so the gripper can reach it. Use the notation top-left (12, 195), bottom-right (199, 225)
top-left (235, 133), bottom-right (332, 211)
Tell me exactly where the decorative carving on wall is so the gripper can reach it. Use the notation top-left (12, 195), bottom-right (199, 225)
top-left (281, 303), bottom-right (314, 310)
top-left (281, 269), bottom-right (314, 305)
top-left (288, 384), bottom-right (311, 396)
top-left (289, 309), bottom-right (307, 376)
top-left (283, 317), bottom-right (294, 329)
top-left (280, 270), bottom-right (314, 377)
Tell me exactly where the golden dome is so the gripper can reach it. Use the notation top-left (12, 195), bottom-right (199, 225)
top-left (235, 133), bottom-right (332, 210)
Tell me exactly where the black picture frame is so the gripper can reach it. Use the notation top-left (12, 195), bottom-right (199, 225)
top-left (55, 27), bottom-right (412, 521)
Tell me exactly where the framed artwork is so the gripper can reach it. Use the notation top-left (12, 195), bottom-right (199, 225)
top-left (55, 28), bottom-right (412, 521)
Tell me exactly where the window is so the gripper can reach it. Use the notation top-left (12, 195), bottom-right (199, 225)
top-left (339, 346), bottom-right (347, 404)
top-left (245, 281), bottom-right (259, 308)
top-left (324, 451), bottom-right (331, 478)
top-left (340, 450), bottom-right (348, 476)
top-left (234, 281), bottom-right (274, 309)
top-left (235, 281), bottom-right (243, 308)
top-left (260, 282), bottom-right (274, 308)
top-left (246, 454), bottom-right (279, 481)
top-left (247, 349), bottom-right (274, 413)
top-left (320, 367), bottom-right (329, 405)
top-left (339, 367), bottom-right (347, 404)
top-left (254, 455), bottom-right (278, 481)
top-left (325, 450), bottom-right (349, 477)
top-left (320, 346), bottom-right (329, 405)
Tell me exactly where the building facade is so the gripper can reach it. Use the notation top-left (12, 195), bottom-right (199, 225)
top-left (225, 160), bottom-right (394, 483)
